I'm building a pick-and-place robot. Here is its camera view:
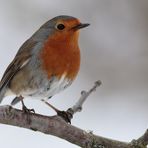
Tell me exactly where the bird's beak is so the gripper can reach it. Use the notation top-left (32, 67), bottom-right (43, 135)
top-left (72, 23), bottom-right (90, 30)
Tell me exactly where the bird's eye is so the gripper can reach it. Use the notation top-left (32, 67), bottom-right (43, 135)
top-left (56, 24), bottom-right (65, 30)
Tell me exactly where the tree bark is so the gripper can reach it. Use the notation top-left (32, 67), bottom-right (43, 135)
top-left (0, 81), bottom-right (148, 147)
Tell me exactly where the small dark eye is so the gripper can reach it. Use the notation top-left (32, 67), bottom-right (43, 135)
top-left (56, 24), bottom-right (65, 30)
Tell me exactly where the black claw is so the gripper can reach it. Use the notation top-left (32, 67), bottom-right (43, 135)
top-left (21, 99), bottom-right (35, 114)
top-left (22, 105), bottom-right (35, 124)
top-left (22, 105), bottom-right (35, 114)
top-left (57, 110), bottom-right (73, 124)
top-left (41, 100), bottom-right (73, 123)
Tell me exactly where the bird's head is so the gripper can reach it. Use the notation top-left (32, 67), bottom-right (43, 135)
top-left (33, 15), bottom-right (90, 42)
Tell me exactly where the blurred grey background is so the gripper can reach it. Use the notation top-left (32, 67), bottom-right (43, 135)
top-left (0, 0), bottom-right (148, 147)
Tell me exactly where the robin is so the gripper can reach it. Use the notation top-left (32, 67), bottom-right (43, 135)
top-left (0, 15), bottom-right (89, 121)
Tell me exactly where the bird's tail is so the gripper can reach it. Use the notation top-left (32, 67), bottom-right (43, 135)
top-left (0, 85), bottom-right (7, 103)
top-left (11, 97), bottom-right (21, 106)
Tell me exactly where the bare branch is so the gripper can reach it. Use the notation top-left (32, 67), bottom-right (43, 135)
top-left (130, 129), bottom-right (148, 147)
top-left (0, 105), bottom-right (129, 148)
top-left (71, 80), bottom-right (102, 114)
top-left (42, 80), bottom-right (102, 122)
top-left (0, 80), bottom-right (147, 147)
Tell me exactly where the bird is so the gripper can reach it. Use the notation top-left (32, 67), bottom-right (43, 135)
top-left (0, 15), bottom-right (89, 121)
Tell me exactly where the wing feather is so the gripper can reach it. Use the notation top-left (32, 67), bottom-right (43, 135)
top-left (0, 39), bottom-right (37, 102)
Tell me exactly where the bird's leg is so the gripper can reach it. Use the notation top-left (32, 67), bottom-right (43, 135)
top-left (41, 99), bottom-right (73, 124)
top-left (21, 100), bottom-right (35, 113)
top-left (19, 96), bottom-right (35, 113)
top-left (41, 99), bottom-right (59, 112)
top-left (14, 96), bottom-right (35, 124)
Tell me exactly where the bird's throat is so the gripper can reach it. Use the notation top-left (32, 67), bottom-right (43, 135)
top-left (40, 33), bottom-right (80, 81)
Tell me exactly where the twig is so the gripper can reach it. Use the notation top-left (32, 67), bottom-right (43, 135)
top-left (70, 80), bottom-right (102, 114)
top-left (130, 129), bottom-right (148, 147)
top-left (0, 105), bottom-right (129, 148)
top-left (42, 80), bottom-right (102, 122)
top-left (64, 80), bottom-right (102, 122)
top-left (0, 80), bottom-right (148, 147)
top-left (0, 105), bottom-right (147, 148)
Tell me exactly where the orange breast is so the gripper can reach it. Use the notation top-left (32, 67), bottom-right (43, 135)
top-left (40, 31), bottom-right (80, 81)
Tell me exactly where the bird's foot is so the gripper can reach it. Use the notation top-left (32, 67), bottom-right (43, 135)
top-left (57, 109), bottom-right (73, 124)
top-left (21, 99), bottom-right (35, 114)
top-left (22, 105), bottom-right (35, 124)
top-left (41, 99), bottom-right (73, 123)
top-left (21, 99), bottom-right (35, 123)
top-left (22, 105), bottom-right (35, 114)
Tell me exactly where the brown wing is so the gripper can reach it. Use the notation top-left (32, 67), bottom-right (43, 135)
top-left (0, 39), bottom-right (37, 102)
top-left (0, 54), bottom-right (31, 90)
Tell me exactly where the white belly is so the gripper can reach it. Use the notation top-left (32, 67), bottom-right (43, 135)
top-left (21, 74), bottom-right (72, 100)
